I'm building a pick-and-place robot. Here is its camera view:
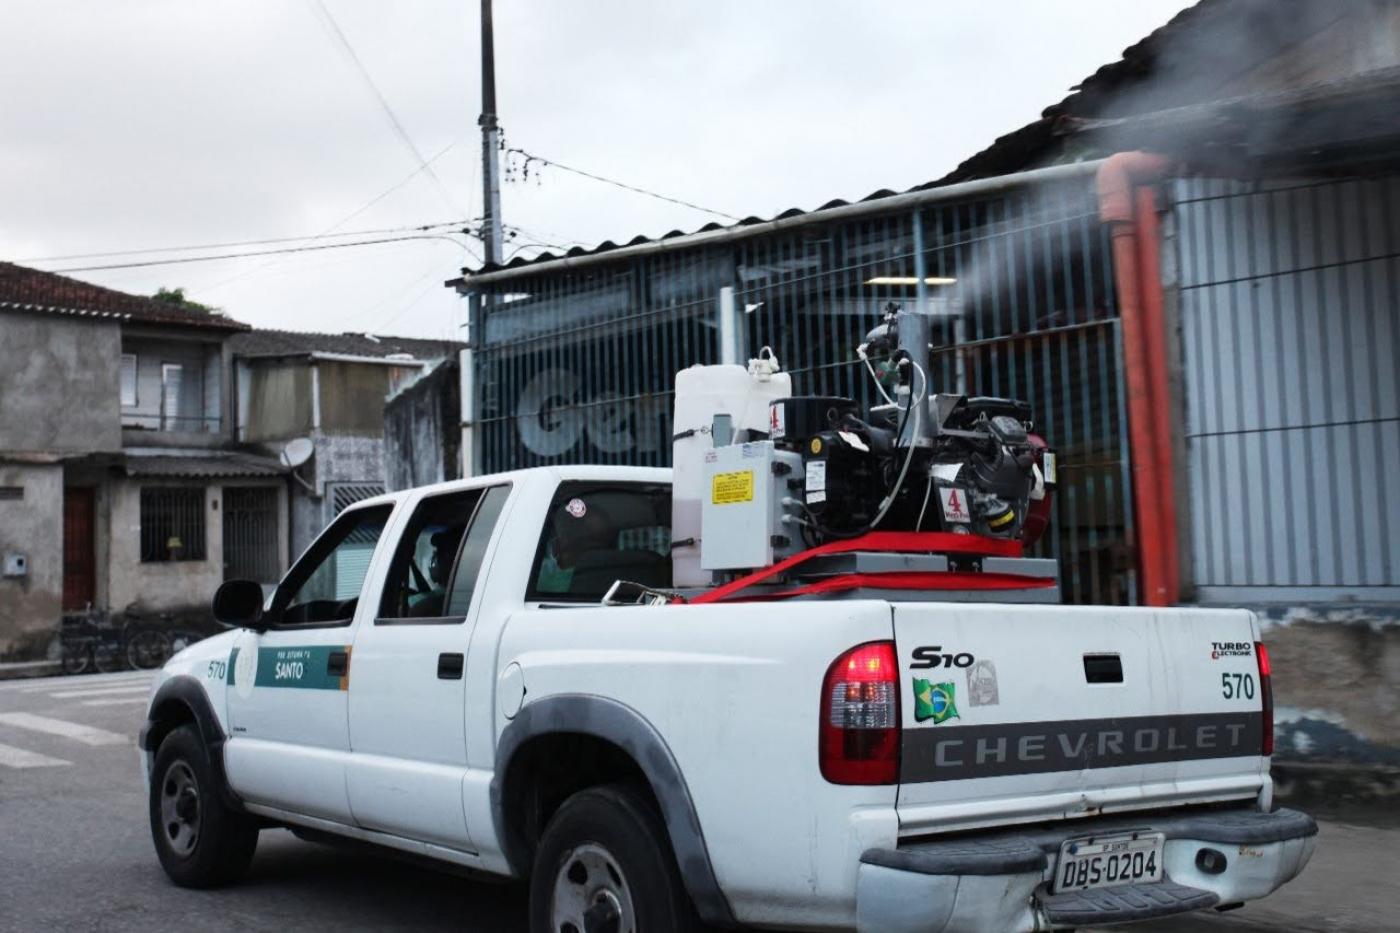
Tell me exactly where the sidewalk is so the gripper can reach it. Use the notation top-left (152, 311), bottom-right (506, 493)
top-left (0, 659), bottom-right (61, 681)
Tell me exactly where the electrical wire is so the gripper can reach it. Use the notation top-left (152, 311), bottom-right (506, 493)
top-left (916, 472), bottom-right (934, 532)
top-left (870, 358), bottom-right (926, 531)
top-left (505, 147), bottom-right (742, 222)
top-left (306, 0), bottom-right (461, 215)
top-left (197, 137), bottom-right (472, 296)
top-left (21, 220), bottom-right (472, 264)
top-left (49, 233), bottom-right (474, 274)
top-left (858, 342), bottom-right (896, 406)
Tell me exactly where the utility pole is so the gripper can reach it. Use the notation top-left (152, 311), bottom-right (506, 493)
top-left (463, 0), bottom-right (502, 481)
top-left (478, 0), bottom-right (503, 266)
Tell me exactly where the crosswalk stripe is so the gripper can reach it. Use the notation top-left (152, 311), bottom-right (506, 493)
top-left (81, 697), bottom-right (150, 707)
top-left (48, 685), bottom-right (152, 699)
top-left (0, 712), bottom-right (129, 746)
top-left (0, 741), bottom-right (69, 769)
top-left (13, 675), bottom-right (152, 693)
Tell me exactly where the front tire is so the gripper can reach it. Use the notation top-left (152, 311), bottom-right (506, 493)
top-left (149, 725), bottom-right (259, 887)
top-left (530, 784), bottom-right (701, 933)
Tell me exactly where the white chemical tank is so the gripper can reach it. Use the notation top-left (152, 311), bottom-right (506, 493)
top-left (671, 352), bottom-right (791, 587)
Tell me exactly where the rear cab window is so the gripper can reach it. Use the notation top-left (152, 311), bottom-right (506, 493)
top-left (527, 482), bottom-right (671, 602)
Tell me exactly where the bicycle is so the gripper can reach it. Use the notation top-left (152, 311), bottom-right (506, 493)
top-left (59, 608), bottom-right (175, 674)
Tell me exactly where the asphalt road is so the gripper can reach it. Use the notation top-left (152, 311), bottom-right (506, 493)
top-left (1, 670), bottom-right (1395, 933)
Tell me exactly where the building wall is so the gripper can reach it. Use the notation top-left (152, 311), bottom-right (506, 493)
top-left (0, 462), bottom-right (63, 659)
top-left (1170, 175), bottom-right (1399, 601)
top-left (107, 479), bottom-right (224, 613)
top-left (120, 329), bottom-right (232, 449)
top-left (241, 361), bottom-right (313, 442)
top-left (384, 360), bottom-right (460, 492)
top-left (1264, 607), bottom-right (1400, 768)
top-left (120, 336), bottom-right (220, 433)
top-left (106, 476), bottom-right (290, 613)
top-left (288, 434), bottom-right (387, 559)
top-left (0, 312), bottom-right (121, 453)
top-left (318, 361), bottom-right (418, 436)
top-left (1168, 173), bottom-right (1400, 767)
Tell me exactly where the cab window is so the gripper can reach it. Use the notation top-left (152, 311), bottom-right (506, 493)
top-left (377, 484), bottom-right (510, 623)
top-left (527, 482), bottom-right (671, 602)
top-left (444, 485), bottom-right (510, 615)
top-left (270, 505), bottom-right (392, 627)
top-left (378, 490), bottom-right (480, 621)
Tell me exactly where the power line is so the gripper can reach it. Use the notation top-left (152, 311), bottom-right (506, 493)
top-left (199, 135), bottom-right (470, 294)
top-left (505, 148), bottom-right (742, 222)
top-left (307, 0), bottom-right (461, 215)
top-left (21, 220), bottom-right (473, 264)
top-left (51, 233), bottom-right (476, 274)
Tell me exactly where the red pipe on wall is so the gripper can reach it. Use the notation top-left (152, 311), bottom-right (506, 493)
top-left (1097, 152), bottom-right (1179, 606)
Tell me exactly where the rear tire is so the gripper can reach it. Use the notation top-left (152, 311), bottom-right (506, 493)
top-left (60, 643), bottom-right (91, 676)
top-left (149, 725), bottom-right (259, 887)
top-left (529, 783), bottom-right (701, 933)
top-left (127, 628), bottom-right (172, 670)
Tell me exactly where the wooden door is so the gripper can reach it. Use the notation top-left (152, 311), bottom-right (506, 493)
top-left (63, 488), bottom-right (96, 611)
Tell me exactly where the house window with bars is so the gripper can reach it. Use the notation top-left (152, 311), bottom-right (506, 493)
top-left (140, 487), bottom-right (207, 562)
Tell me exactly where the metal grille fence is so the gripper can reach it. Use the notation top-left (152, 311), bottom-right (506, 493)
top-left (328, 482), bottom-right (386, 522)
top-left (139, 487), bottom-right (207, 563)
top-left (222, 486), bottom-right (280, 582)
top-left (1172, 175), bottom-right (1400, 599)
top-left (471, 172), bottom-right (1135, 603)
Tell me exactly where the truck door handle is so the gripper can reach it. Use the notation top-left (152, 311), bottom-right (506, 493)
top-left (437, 653), bottom-right (464, 680)
top-left (1083, 653), bottom-right (1123, 683)
top-left (326, 650), bottom-right (349, 678)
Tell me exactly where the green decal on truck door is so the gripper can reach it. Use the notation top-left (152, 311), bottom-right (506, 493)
top-left (228, 645), bottom-right (350, 691)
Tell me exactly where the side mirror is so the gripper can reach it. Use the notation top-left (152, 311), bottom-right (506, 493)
top-left (213, 580), bottom-right (267, 631)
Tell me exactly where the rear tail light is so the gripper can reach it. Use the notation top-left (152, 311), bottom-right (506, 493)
top-left (820, 641), bottom-right (900, 785)
top-left (1256, 641), bottom-right (1274, 756)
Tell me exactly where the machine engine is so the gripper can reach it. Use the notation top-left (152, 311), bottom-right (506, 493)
top-left (674, 308), bottom-right (1056, 583)
top-left (772, 393), bottom-right (1052, 542)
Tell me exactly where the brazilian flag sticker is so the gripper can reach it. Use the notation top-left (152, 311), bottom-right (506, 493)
top-left (913, 679), bottom-right (959, 724)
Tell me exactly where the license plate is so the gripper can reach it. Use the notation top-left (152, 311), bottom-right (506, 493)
top-left (1054, 832), bottom-right (1165, 893)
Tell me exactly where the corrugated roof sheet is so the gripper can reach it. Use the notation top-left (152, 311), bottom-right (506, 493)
top-left (0, 262), bottom-right (250, 331)
top-left (123, 452), bottom-right (285, 479)
top-left (228, 328), bottom-right (464, 361)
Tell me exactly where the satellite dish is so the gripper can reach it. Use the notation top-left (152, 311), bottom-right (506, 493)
top-left (280, 437), bottom-right (314, 469)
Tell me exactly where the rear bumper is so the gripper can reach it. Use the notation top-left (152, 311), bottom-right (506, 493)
top-left (855, 807), bottom-right (1316, 932)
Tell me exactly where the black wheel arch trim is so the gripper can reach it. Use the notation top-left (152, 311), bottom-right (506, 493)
top-left (492, 693), bottom-right (737, 928)
top-left (140, 674), bottom-right (243, 811)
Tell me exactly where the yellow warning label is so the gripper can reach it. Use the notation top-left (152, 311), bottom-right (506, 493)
top-left (711, 470), bottom-right (754, 505)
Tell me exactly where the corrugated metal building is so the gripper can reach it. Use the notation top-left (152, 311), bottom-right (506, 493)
top-left (451, 0), bottom-right (1400, 766)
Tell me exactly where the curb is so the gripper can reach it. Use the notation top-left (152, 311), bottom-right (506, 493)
top-left (0, 660), bottom-right (62, 681)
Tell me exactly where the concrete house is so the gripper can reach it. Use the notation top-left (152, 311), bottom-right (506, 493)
top-left (0, 263), bottom-right (287, 660)
top-left (228, 330), bottom-right (464, 558)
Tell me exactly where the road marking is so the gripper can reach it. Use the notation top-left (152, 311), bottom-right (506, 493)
top-left (0, 712), bottom-right (129, 746)
top-left (0, 741), bottom-right (70, 769)
top-left (81, 697), bottom-right (150, 707)
top-left (12, 675), bottom-right (153, 693)
top-left (48, 685), bottom-right (152, 699)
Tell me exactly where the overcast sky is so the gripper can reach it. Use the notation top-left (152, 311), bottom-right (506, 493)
top-left (0, 1), bottom-right (1191, 340)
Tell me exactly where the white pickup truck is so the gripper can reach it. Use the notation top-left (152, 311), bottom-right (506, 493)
top-left (141, 464), bottom-right (1315, 932)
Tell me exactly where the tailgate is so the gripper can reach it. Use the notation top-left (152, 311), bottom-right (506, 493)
top-left (894, 602), bottom-right (1268, 836)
